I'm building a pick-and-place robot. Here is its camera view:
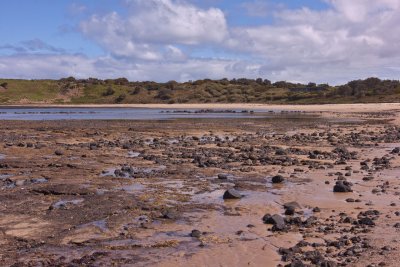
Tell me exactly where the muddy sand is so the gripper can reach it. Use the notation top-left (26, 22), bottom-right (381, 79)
top-left (1, 105), bottom-right (400, 266)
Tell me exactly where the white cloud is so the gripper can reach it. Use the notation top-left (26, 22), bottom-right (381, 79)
top-left (225, 0), bottom-right (400, 83)
top-left (0, 54), bottom-right (263, 82)
top-left (80, 0), bottom-right (228, 61)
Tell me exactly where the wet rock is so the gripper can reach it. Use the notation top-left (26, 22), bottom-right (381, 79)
top-left (54, 150), bottom-right (64, 156)
top-left (358, 217), bottom-right (375, 226)
top-left (284, 201), bottom-right (302, 210)
top-left (363, 176), bottom-right (374, 181)
top-left (33, 185), bottom-right (91, 196)
top-left (275, 148), bottom-right (287, 155)
top-left (284, 261), bottom-right (306, 267)
top-left (284, 202), bottom-right (302, 215)
top-left (272, 175), bottom-right (285, 184)
top-left (263, 214), bottom-right (286, 231)
top-left (333, 181), bottom-right (353, 193)
top-left (310, 252), bottom-right (332, 265)
top-left (217, 173), bottom-right (228, 180)
top-left (304, 216), bottom-right (318, 227)
top-left (285, 206), bottom-right (296, 216)
top-left (391, 147), bottom-right (400, 154)
top-left (161, 209), bottom-right (178, 220)
top-left (313, 207), bottom-right (321, 212)
top-left (223, 189), bottom-right (242, 200)
top-left (190, 229), bottom-right (202, 238)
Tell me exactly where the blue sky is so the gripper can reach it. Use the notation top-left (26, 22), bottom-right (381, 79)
top-left (0, 0), bottom-right (328, 55)
top-left (0, 0), bottom-right (399, 84)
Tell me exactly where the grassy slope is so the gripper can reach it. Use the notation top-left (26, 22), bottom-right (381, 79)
top-left (0, 78), bottom-right (399, 105)
top-left (0, 79), bottom-right (60, 103)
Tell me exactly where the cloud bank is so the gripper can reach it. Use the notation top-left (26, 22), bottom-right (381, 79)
top-left (1, 0), bottom-right (399, 84)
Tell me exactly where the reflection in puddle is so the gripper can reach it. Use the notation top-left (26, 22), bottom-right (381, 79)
top-left (101, 165), bottom-right (167, 178)
top-left (121, 183), bottom-right (146, 193)
top-left (0, 174), bottom-right (12, 180)
top-left (51, 199), bottom-right (84, 209)
top-left (128, 151), bottom-right (140, 158)
top-left (30, 178), bottom-right (48, 184)
top-left (78, 219), bottom-right (109, 232)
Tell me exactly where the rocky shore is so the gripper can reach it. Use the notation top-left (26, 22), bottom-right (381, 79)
top-left (1, 107), bottom-right (400, 266)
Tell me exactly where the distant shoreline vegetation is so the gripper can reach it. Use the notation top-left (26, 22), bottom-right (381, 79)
top-left (0, 77), bottom-right (399, 104)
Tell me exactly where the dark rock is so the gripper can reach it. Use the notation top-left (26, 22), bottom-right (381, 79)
top-left (190, 229), bottom-right (202, 238)
top-left (391, 147), bottom-right (400, 154)
top-left (318, 260), bottom-right (338, 267)
top-left (223, 189), bottom-right (242, 199)
top-left (284, 201), bottom-right (302, 215)
top-left (304, 216), bottom-right (318, 226)
top-left (218, 173), bottom-right (229, 180)
top-left (272, 175), bottom-right (285, 184)
top-left (284, 201), bottom-right (302, 210)
top-left (313, 207), bottom-right (321, 212)
top-left (358, 217), bottom-right (375, 226)
top-left (333, 181), bottom-right (353, 192)
top-left (285, 261), bottom-right (306, 267)
top-left (54, 150), bottom-right (64, 156)
top-left (285, 206), bottom-right (296, 215)
top-left (263, 214), bottom-right (286, 231)
top-left (275, 148), bottom-right (287, 155)
top-left (363, 176), bottom-right (374, 181)
top-left (161, 209), bottom-right (178, 220)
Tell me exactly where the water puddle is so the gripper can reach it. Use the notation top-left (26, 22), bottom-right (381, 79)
top-left (78, 219), bottom-right (109, 232)
top-left (167, 139), bottom-right (179, 144)
top-left (29, 177), bottom-right (48, 184)
top-left (128, 151), bottom-right (141, 158)
top-left (121, 183), bottom-right (146, 193)
top-left (0, 174), bottom-right (12, 180)
top-left (51, 199), bottom-right (84, 210)
top-left (101, 165), bottom-right (167, 178)
top-left (101, 167), bottom-right (133, 178)
top-left (191, 188), bottom-right (279, 207)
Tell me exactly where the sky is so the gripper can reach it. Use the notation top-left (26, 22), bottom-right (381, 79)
top-left (0, 0), bottom-right (399, 84)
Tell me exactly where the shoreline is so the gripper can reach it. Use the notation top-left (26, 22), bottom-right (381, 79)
top-left (1, 103), bottom-right (400, 113)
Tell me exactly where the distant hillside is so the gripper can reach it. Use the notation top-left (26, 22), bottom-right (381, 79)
top-left (0, 77), bottom-right (399, 105)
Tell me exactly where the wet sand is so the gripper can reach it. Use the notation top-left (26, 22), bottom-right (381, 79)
top-left (0, 106), bottom-right (400, 266)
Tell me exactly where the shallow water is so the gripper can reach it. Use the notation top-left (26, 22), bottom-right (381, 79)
top-left (0, 107), bottom-right (308, 120)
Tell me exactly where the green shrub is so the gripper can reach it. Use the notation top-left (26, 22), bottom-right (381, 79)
top-left (115, 94), bottom-right (126, 103)
top-left (102, 87), bottom-right (115, 96)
